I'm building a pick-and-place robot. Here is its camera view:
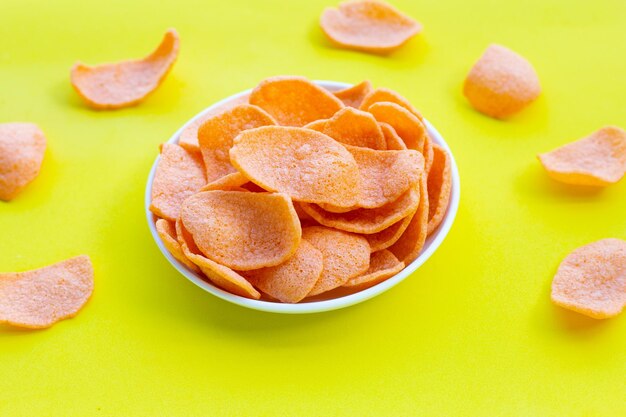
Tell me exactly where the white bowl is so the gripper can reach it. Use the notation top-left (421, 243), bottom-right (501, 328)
top-left (146, 81), bottom-right (460, 314)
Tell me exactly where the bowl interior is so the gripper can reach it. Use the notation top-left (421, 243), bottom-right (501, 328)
top-left (145, 81), bottom-right (460, 314)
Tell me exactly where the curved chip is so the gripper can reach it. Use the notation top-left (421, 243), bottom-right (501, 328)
top-left (332, 80), bottom-right (373, 108)
top-left (149, 143), bottom-right (206, 221)
top-left (388, 170), bottom-right (429, 264)
top-left (303, 226), bottom-right (370, 296)
top-left (427, 145), bottom-right (452, 235)
top-left (321, 107), bottom-right (386, 149)
top-left (70, 29), bottom-right (179, 109)
top-left (0, 122), bottom-right (46, 201)
top-left (303, 119), bottom-right (328, 132)
top-left (198, 104), bottom-right (276, 182)
top-left (230, 126), bottom-right (361, 208)
top-left (249, 76), bottom-right (344, 126)
top-left (360, 88), bottom-right (422, 120)
top-left (463, 44), bottom-right (541, 119)
top-left (155, 218), bottom-right (200, 273)
top-left (178, 93), bottom-right (250, 153)
top-left (244, 239), bottom-right (324, 303)
top-left (379, 122), bottom-right (406, 150)
top-left (368, 102), bottom-right (426, 152)
top-left (200, 172), bottom-right (249, 191)
top-left (538, 126), bottom-right (626, 186)
top-left (181, 191), bottom-right (301, 271)
top-left (343, 249), bottom-right (404, 291)
top-left (176, 220), bottom-right (260, 299)
top-left (0, 256), bottom-right (94, 329)
top-left (301, 183), bottom-right (420, 234)
top-left (551, 238), bottom-right (626, 319)
top-left (320, 0), bottom-right (422, 54)
top-left (366, 213), bottom-right (414, 252)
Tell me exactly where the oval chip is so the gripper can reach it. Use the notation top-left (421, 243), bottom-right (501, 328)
top-left (343, 249), bottom-right (404, 291)
top-left (368, 102), bottom-right (426, 152)
top-left (332, 80), bottom-right (373, 108)
top-left (427, 145), bottom-right (452, 235)
top-left (321, 107), bottom-right (386, 149)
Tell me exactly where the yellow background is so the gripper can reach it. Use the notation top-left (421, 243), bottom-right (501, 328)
top-left (1, 0), bottom-right (625, 415)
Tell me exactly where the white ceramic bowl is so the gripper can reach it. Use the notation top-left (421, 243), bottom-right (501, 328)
top-left (146, 81), bottom-right (460, 314)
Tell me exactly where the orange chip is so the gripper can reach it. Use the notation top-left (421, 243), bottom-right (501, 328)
top-left (423, 133), bottom-right (434, 175)
top-left (463, 44), bottom-right (541, 119)
top-left (70, 29), bottom-right (179, 109)
top-left (244, 239), bottom-right (324, 303)
top-left (366, 213), bottom-right (414, 252)
top-left (360, 88), bottom-right (422, 120)
top-left (230, 126), bottom-right (361, 208)
top-left (0, 122), bottom-right (46, 201)
top-left (321, 107), bottom-right (386, 150)
top-left (302, 119), bottom-right (328, 132)
top-left (181, 191), bottom-right (301, 271)
top-left (200, 172), bottom-right (249, 191)
top-left (332, 80), bottom-right (373, 108)
top-left (320, 1), bottom-right (422, 54)
top-left (551, 238), bottom-right (626, 319)
top-left (301, 183), bottom-right (420, 234)
top-left (155, 218), bottom-right (200, 273)
top-left (343, 250), bottom-right (404, 291)
top-left (178, 94), bottom-right (250, 153)
top-left (0, 256), bottom-right (94, 329)
top-left (379, 122), bottom-right (406, 150)
top-left (427, 145), bottom-right (452, 235)
top-left (249, 76), bottom-right (344, 126)
top-left (389, 170), bottom-right (429, 264)
top-left (149, 143), bottom-right (206, 221)
top-left (176, 219), bottom-right (260, 299)
top-left (538, 126), bottom-right (626, 186)
top-left (302, 226), bottom-right (370, 296)
top-left (368, 102), bottom-right (426, 152)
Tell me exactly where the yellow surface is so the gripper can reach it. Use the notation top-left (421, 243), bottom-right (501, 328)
top-left (1, 0), bottom-right (625, 415)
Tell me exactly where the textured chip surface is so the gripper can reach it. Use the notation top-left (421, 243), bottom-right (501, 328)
top-left (332, 80), bottom-right (373, 108)
top-left (200, 172), bottom-right (249, 191)
top-left (365, 213), bottom-right (414, 252)
top-left (344, 249), bottom-right (404, 291)
top-left (427, 145), bottom-right (452, 235)
top-left (0, 256), bottom-right (94, 329)
top-left (360, 88), bottom-right (422, 120)
top-left (379, 122), bottom-right (406, 150)
top-left (368, 102), bottom-right (426, 152)
top-left (551, 238), bottom-right (626, 319)
top-left (156, 219), bottom-right (200, 273)
top-left (321, 107), bottom-right (386, 149)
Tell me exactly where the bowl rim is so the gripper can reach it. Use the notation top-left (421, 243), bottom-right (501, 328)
top-left (145, 80), bottom-right (461, 314)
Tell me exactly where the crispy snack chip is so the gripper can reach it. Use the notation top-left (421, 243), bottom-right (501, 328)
top-left (181, 191), bottom-right (301, 271)
top-left (249, 76), bottom-right (343, 126)
top-left (321, 107), bottom-right (386, 149)
top-left (463, 44), bottom-right (541, 118)
top-left (344, 249), bottom-right (404, 291)
top-left (302, 119), bottom-right (329, 132)
top-left (320, 0), bottom-right (422, 54)
top-left (423, 133), bottom-right (434, 174)
top-left (0, 122), bottom-right (46, 201)
top-left (379, 122), bottom-right (406, 150)
top-left (551, 238), bottom-right (626, 319)
top-left (71, 29), bottom-right (179, 109)
top-left (244, 239), bottom-right (324, 303)
top-left (178, 94), bottom-right (250, 153)
top-left (230, 126), bottom-right (361, 208)
top-left (366, 213), bottom-right (414, 252)
top-left (368, 102), bottom-right (426, 152)
top-left (360, 88), bottom-right (422, 120)
top-left (176, 220), bottom-right (260, 299)
top-left (303, 226), bottom-right (370, 296)
top-left (332, 80), bottom-right (373, 108)
top-left (200, 172), bottom-right (249, 191)
top-left (150, 143), bottom-right (206, 221)
top-left (156, 219), bottom-right (200, 273)
top-left (198, 104), bottom-right (276, 182)
top-left (427, 145), bottom-right (452, 235)
top-left (538, 126), bottom-right (626, 186)
top-left (0, 256), bottom-right (94, 329)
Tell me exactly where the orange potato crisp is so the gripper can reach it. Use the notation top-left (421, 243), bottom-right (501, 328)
top-left (155, 219), bottom-right (200, 273)
top-left (344, 249), bottom-right (404, 291)
top-left (360, 88), bottom-right (422, 120)
top-left (332, 80), bottom-right (373, 108)
top-left (427, 145), bottom-right (452, 235)
top-left (368, 102), bottom-right (426, 152)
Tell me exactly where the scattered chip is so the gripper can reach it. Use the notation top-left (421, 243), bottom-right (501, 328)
top-left (551, 238), bottom-right (626, 319)
top-left (200, 172), bottom-right (249, 191)
top-left (538, 126), bottom-right (626, 186)
top-left (155, 218), bottom-right (200, 273)
top-left (368, 102), bottom-right (426, 152)
top-left (379, 122), bottom-right (407, 150)
top-left (249, 76), bottom-right (344, 126)
top-left (244, 239), bottom-right (324, 303)
top-left (344, 250), bottom-right (404, 291)
top-left (320, 0), bottom-right (422, 54)
top-left (149, 143), bottom-right (206, 221)
top-left (178, 94), bottom-right (250, 153)
top-left (332, 80), bottom-right (373, 108)
top-left (303, 226), bottom-right (370, 296)
top-left (0, 122), bottom-right (46, 201)
top-left (181, 191), bottom-right (301, 271)
top-left (198, 104), bottom-right (276, 182)
top-left (366, 213), bottom-right (414, 252)
top-left (70, 29), bottom-right (180, 109)
top-left (427, 145), bottom-right (452, 235)
top-left (320, 107), bottom-right (386, 149)
top-left (360, 88), bottom-right (422, 120)
top-left (463, 44), bottom-right (541, 119)
top-left (230, 126), bottom-right (361, 208)
top-left (0, 256), bottom-right (94, 329)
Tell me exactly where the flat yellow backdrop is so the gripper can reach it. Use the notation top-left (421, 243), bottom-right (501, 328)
top-left (1, 0), bottom-right (625, 415)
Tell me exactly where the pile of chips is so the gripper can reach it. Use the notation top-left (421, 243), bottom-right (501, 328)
top-left (150, 76), bottom-right (452, 303)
